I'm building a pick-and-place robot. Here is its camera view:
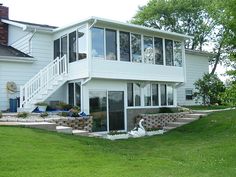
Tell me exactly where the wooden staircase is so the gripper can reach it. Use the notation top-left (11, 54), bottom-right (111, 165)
top-left (163, 113), bottom-right (207, 131)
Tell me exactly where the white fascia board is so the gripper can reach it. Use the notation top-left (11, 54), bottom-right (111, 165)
top-left (185, 49), bottom-right (214, 57)
top-left (53, 16), bottom-right (193, 40)
top-left (0, 56), bottom-right (37, 63)
top-left (1, 19), bottom-right (53, 33)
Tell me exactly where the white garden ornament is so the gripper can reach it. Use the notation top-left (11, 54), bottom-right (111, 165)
top-left (129, 119), bottom-right (146, 138)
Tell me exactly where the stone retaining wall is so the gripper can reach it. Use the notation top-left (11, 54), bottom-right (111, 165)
top-left (136, 113), bottom-right (186, 129)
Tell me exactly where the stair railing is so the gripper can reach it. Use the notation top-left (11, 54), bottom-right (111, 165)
top-left (20, 55), bottom-right (67, 108)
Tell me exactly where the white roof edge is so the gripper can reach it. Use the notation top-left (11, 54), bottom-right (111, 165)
top-left (1, 19), bottom-right (54, 33)
top-left (0, 56), bottom-right (36, 63)
top-left (185, 49), bottom-right (214, 57)
top-left (53, 16), bottom-right (193, 39)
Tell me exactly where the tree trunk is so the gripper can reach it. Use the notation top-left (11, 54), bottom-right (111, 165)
top-left (210, 42), bottom-right (223, 75)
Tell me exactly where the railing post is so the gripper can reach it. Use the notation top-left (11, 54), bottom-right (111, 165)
top-left (64, 55), bottom-right (68, 74)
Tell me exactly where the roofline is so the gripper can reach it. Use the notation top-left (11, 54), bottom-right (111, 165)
top-left (0, 56), bottom-right (36, 63)
top-left (53, 16), bottom-right (193, 39)
top-left (1, 19), bottom-right (54, 33)
top-left (185, 49), bottom-right (214, 57)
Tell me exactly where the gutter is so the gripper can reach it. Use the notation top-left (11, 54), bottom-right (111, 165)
top-left (0, 56), bottom-right (36, 63)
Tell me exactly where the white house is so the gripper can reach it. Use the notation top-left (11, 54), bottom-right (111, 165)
top-left (0, 4), bottom-right (210, 131)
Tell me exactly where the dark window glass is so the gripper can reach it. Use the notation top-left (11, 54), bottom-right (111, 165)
top-left (131, 33), bottom-right (142, 63)
top-left (143, 36), bottom-right (154, 64)
top-left (144, 83), bottom-right (151, 106)
top-left (92, 27), bottom-right (104, 58)
top-left (154, 37), bottom-right (163, 65)
top-left (53, 39), bottom-right (60, 59)
top-left (161, 84), bottom-right (167, 106)
top-left (152, 84), bottom-right (159, 106)
top-left (165, 39), bottom-right (173, 66)
top-left (69, 31), bottom-right (77, 63)
top-left (186, 89), bottom-right (193, 100)
top-left (134, 83), bottom-right (141, 106)
top-left (120, 31), bottom-right (130, 61)
top-left (89, 91), bottom-right (107, 132)
top-left (75, 83), bottom-right (81, 107)
top-left (68, 83), bottom-right (74, 106)
top-left (167, 85), bottom-right (174, 105)
top-left (106, 29), bottom-right (117, 60)
top-left (127, 83), bottom-right (133, 106)
top-left (61, 36), bottom-right (67, 58)
top-left (78, 28), bottom-right (87, 60)
top-left (174, 41), bottom-right (182, 67)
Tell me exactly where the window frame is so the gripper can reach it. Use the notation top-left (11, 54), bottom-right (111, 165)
top-left (185, 89), bottom-right (194, 100)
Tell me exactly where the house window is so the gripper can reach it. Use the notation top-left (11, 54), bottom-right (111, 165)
top-left (131, 33), bottom-right (142, 63)
top-left (186, 89), bottom-right (193, 100)
top-left (61, 35), bottom-right (67, 58)
top-left (152, 84), bottom-right (159, 106)
top-left (68, 83), bottom-right (81, 107)
top-left (161, 84), bottom-right (167, 106)
top-left (120, 31), bottom-right (130, 62)
top-left (167, 85), bottom-right (174, 105)
top-left (127, 83), bottom-right (133, 106)
top-left (92, 27), bottom-right (104, 58)
top-left (143, 36), bottom-right (154, 64)
top-left (78, 28), bottom-right (87, 60)
top-left (68, 83), bottom-right (74, 105)
top-left (134, 83), bottom-right (141, 106)
top-left (106, 29), bottom-right (117, 60)
top-left (165, 39), bottom-right (173, 66)
top-left (144, 83), bottom-right (151, 106)
top-left (69, 31), bottom-right (77, 63)
top-left (154, 37), bottom-right (163, 65)
top-left (53, 39), bottom-right (60, 59)
top-left (174, 41), bottom-right (182, 67)
top-left (75, 83), bottom-right (81, 108)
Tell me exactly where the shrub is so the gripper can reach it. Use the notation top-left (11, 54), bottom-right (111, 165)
top-left (159, 107), bottom-right (173, 113)
top-left (17, 112), bottom-right (29, 118)
top-left (58, 111), bottom-right (68, 117)
top-left (55, 102), bottom-right (73, 111)
top-left (35, 102), bottom-right (48, 106)
top-left (0, 111), bottom-right (2, 118)
top-left (69, 106), bottom-right (81, 117)
top-left (40, 112), bottom-right (49, 118)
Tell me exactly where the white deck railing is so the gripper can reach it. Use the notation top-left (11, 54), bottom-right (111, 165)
top-left (20, 55), bottom-right (67, 108)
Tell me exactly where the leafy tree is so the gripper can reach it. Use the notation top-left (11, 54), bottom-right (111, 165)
top-left (221, 83), bottom-right (236, 106)
top-left (194, 73), bottom-right (225, 105)
top-left (131, 0), bottom-right (228, 74)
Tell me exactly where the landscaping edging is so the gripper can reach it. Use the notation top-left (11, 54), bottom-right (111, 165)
top-left (136, 112), bottom-right (187, 129)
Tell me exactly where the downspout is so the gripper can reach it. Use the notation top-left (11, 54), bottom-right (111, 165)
top-left (81, 18), bottom-right (97, 86)
top-left (28, 28), bottom-right (37, 55)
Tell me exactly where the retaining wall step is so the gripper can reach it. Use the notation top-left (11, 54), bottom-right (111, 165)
top-left (56, 126), bottom-right (72, 134)
top-left (163, 126), bottom-right (176, 131)
top-left (177, 117), bottom-right (198, 122)
top-left (185, 113), bottom-right (206, 118)
top-left (20, 122), bottom-right (56, 131)
top-left (167, 121), bottom-right (188, 127)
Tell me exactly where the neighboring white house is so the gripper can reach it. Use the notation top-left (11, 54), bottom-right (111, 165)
top-left (0, 4), bottom-right (210, 131)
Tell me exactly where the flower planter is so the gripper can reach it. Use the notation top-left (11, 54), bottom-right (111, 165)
top-left (105, 134), bottom-right (129, 140)
top-left (146, 130), bottom-right (164, 136)
top-left (37, 105), bottom-right (47, 112)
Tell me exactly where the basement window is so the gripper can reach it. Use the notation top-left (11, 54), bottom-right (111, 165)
top-left (186, 89), bottom-right (193, 100)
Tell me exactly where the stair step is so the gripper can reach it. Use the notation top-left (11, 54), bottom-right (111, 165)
top-left (56, 126), bottom-right (72, 134)
top-left (167, 121), bottom-right (188, 127)
top-left (185, 113), bottom-right (206, 118)
top-left (177, 117), bottom-right (198, 122)
top-left (163, 126), bottom-right (176, 131)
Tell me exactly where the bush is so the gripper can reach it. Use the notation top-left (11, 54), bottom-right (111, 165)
top-left (17, 112), bottom-right (29, 118)
top-left (40, 112), bottom-right (48, 118)
top-left (58, 111), bottom-right (68, 117)
top-left (159, 107), bottom-right (173, 113)
top-left (35, 102), bottom-right (48, 106)
top-left (0, 111), bottom-right (2, 118)
top-left (55, 102), bottom-right (73, 111)
top-left (69, 106), bottom-right (80, 117)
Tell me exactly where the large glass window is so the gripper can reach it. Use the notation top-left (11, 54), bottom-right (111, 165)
top-left (161, 84), bottom-right (167, 106)
top-left (68, 83), bottom-right (74, 106)
top-left (143, 36), bottom-right (154, 64)
top-left (54, 39), bottom-right (60, 59)
top-left (120, 31), bottom-right (130, 62)
top-left (127, 83), bottom-right (133, 106)
top-left (167, 85), bottom-right (174, 105)
top-left (89, 91), bottom-right (107, 132)
top-left (69, 31), bottom-right (77, 63)
top-left (165, 39), bottom-right (173, 66)
top-left (134, 83), bottom-right (141, 106)
top-left (75, 83), bottom-right (81, 107)
top-left (131, 33), bottom-right (142, 63)
top-left (78, 28), bottom-right (87, 60)
top-left (154, 37), bottom-right (163, 65)
top-left (152, 84), bottom-right (159, 106)
top-left (174, 41), bottom-right (182, 67)
top-left (92, 27), bottom-right (104, 58)
top-left (144, 83), bottom-right (151, 106)
top-left (106, 29), bottom-right (117, 60)
top-left (61, 35), bottom-right (67, 58)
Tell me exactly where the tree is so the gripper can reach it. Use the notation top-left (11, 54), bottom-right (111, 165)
top-left (221, 83), bottom-right (236, 106)
top-left (194, 73), bottom-right (225, 105)
top-left (131, 0), bottom-right (228, 74)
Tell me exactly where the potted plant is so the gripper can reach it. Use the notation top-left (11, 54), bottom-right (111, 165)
top-left (35, 102), bottom-right (48, 112)
top-left (146, 125), bottom-right (164, 136)
top-left (105, 131), bottom-right (129, 140)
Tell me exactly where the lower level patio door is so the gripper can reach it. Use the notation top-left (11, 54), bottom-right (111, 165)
top-left (89, 91), bottom-right (124, 132)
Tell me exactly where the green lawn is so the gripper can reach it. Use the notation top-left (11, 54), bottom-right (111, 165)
top-left (0, 110), bottom-right (236, 177)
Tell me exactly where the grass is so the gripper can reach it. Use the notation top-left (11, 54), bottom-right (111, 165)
top-left (0, 110), bottom-right (236, 177)
top-left (184, 105), bottom-right (231, 110)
